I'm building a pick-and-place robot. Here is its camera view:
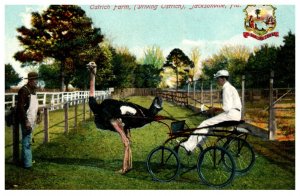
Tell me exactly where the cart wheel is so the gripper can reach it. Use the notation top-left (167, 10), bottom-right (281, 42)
top-left (146, 146), bottom-right (180, 182)
top-left (223, 137), bottom-right (255, 174)
top-left (174, 143), bottom-right (203, 169)
top-left (197, 146), bottom-right (235, 188)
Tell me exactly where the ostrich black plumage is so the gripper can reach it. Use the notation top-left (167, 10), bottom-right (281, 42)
top-left (87, 62), bottom-right (163, 174)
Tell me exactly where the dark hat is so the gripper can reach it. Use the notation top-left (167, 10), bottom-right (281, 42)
top-left (25, 72), bottom-right (39, 80)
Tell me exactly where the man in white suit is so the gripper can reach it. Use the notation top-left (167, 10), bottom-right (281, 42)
top-left (180, 70), bottom-right (242, 153)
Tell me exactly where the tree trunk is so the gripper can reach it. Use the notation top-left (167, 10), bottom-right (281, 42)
top-left (60, 60), bottom-right (65, 91)
top-left (65, 82), bottom-right (69, 92)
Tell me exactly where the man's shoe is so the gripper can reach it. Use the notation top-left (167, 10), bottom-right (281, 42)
top-left (173, 145), bottom-right (180, 153)
top-left (196, 143), bottom-right (204, 152)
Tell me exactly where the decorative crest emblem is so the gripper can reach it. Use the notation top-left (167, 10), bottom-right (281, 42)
top-left (243, 5), bottom-right (279, 40)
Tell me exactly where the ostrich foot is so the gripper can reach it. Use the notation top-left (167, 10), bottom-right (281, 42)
top-left (115, 167), bottom-right (132, 174)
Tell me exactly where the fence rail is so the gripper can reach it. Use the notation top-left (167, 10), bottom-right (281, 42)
top-left (5, 90), bottom-right (108, 110)
top-left (110, 87), bottom-right (294, 106)
top-left (42, 96), bottom-right (104, 143)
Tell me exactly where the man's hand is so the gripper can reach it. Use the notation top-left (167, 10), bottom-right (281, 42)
top-left (207, 107), bottom-right (223, 116)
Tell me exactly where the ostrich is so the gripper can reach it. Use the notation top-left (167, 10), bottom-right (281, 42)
top-left (87, 61), bottom-right (163, 174)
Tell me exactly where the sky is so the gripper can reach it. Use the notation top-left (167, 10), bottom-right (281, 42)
top-left (3, 2), bottom-right (296, 80)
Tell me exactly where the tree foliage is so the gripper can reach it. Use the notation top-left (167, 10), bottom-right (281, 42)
top-left (71, 40), bottom-right (114, 90)
top-left (140, 45), bottom-right (165, 69)
top-left (134, 64), bottom-right (161, 88)
top-left (201, 32), bottom-right (295, 89)
top-left (5, 64), bottom-right (22, 89)
top-left (110, 47), bottom-right (137, 88)
top-left (246, 32), bottom-right (295, 88)
top-left (39, 61), bottom-right (61, 89)
top-left (189, 47), bottom-right (201, 81)
top-left (202, 45), bottom-right (250, 87)
top-left (14, 5), bottom-right (104, 91)
top-left (202, 54), bottom-right (228, 88)
top-left (245, 45), bottom-right (278, 88)
top-left (275, 31), bottom-right (295, 87)
top-left (163, 48), bottom-right (194, 89)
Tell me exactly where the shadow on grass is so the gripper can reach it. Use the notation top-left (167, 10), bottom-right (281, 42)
top-left (35, 156), bottom-right (205, 186)
top-left (250, 138), bottom-right (295, 173)
top-left (36, 157), bottom-right (153, 180)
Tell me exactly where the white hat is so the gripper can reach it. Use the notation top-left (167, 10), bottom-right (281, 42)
top-left (214, 70), bottom-right (229, 78)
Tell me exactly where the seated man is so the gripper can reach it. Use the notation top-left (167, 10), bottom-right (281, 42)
top-left (180, 70), bottom-right (242, 153)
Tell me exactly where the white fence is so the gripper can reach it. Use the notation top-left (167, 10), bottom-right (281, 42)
top-left (5, 91), bottom-right (110, 110)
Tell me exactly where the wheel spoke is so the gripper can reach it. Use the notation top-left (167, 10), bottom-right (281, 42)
top-left (147, 146), bottom-right (180, 182)
top-left (197, 146), bottom-right (235, 187)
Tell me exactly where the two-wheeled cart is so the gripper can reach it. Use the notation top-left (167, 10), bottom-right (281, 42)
top-left (146, 118), bottom-right (255, 188)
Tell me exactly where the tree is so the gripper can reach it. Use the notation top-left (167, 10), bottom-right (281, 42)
top-left (71, 39), bottom-right (114, 90)
top-left (14, 5), bottom-right (104, 91)
top-left (110, 47), bottom-right (137, 88)
top-left (275, 31), bottom-right (295, 87)
top-left (255, 9), bottom-right (261, 19)
top-left (5, 64), bottom-right (22, 90)
top-left (140, 45), bottom-right (165, 69)
top-left (38, 61), bottom-right (60, 89)
top-left (134, 64), bottom-right (161, 88)
top-left (163, 48), bottom-right (194, 90)
top-left (245, 32), bottom-right (295, 88)
top-left (220, 45), bottom-right (250, 86)
top-left (245, 44), bottom-right (278, 88)
top-left (189, 47), bottom-right (201, 81)
top-left (202, 54), bottom-right (228, 86)
top-left (201, 45), bottom-right (250, 87)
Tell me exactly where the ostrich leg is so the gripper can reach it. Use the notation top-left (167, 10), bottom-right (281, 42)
top-left (126, 130), bottom-right (132, 170)
top-left (110, 119), bottom-right (132, 174)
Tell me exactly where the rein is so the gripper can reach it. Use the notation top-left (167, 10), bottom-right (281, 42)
top-left (161, 108), bottom-right (210, 120)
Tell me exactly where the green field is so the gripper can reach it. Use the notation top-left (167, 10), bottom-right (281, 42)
top-left (5, 96), bottom-right (295, 190)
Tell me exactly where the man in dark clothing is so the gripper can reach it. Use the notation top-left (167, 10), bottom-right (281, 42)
top-left (16, 72), bottom-right (41, 169)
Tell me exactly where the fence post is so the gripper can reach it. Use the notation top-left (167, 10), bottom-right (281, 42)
top-left (43, 107), bottom-right (49, 143)
top-left (12, 94), bottom-right (16, 107)
top-left (210, 82), bottom-right (213, 107)
top-left (43, 93), bottom-right (47, 106)
top-left (187, 82), bottom-right (190, 105)
top-left (268, 70), bottom-right (276, 140)
top-left (83, 98), bottom-right (86, 122)
top-left (74, 100), bottom-right (78, 129)
top-left (64, 102), bottom-right (69, 134)
top-left (241, 75), bottom-right (245, 119)
top-left (201, 80), bottom-right (203, 105)
top-left (193, 80), bottom-right (196, 108)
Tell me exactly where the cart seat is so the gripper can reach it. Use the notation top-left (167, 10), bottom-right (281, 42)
top-left (171, 120), bottom-right (186, 133)
top-left (209, 120), bottom-right (245, 128)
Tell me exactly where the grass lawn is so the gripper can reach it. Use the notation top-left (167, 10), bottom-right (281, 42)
top-left (5, 96), bottom-right (295, 190)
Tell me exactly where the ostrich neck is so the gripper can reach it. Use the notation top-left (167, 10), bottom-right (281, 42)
top-left (89, 70), bottom-right (96, 97)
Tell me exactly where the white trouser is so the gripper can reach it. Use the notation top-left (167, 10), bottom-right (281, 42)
top-left (181, 109), bottom-right (241, 152)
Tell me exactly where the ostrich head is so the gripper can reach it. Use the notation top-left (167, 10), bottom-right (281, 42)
top-left (87, 61), bottom-right (97, 74)
top-left (149, 96), bottom-right (163, 117)
top-left (87, 61), bottom-right (97, 97)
